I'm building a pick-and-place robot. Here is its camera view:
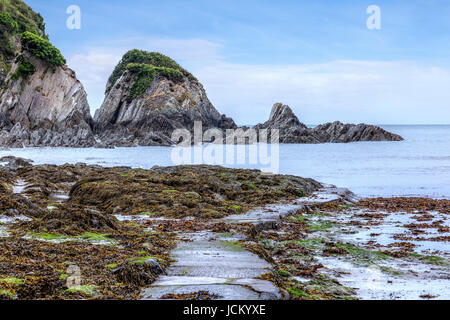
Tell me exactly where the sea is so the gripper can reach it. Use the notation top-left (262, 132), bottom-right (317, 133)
top-left (1, 125), bottom-right (449, 199)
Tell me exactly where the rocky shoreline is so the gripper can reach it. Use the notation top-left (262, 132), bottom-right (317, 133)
top-left (0, 156), bottom-right (448, 300)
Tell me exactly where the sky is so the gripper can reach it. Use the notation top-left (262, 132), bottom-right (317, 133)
top-left (26, 0), bottom-right (450, 125)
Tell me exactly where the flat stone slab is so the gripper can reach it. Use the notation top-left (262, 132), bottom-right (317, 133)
top-left (142, 231), bottom-right (280, 300)
top-left (143, 284), bottom-right (264, 300)
top-left (144, 278), bottom-right (281, 300)
top-left (222, 202), bottom-right (304, 226)
top-left (167, 266), bottom-right (269, 279)
top-left (153, 276), bottom-right (229, 286)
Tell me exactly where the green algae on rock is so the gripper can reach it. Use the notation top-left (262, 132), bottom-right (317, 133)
top-left (69, 165), bottom-right (321, 219)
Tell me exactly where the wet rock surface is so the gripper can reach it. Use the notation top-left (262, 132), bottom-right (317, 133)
top-left (241, 197), bottom-right (449, 300)
top-left (143, 231), bottom-right (283, 300)
top-left (254, 103), bottom-right (404, 143)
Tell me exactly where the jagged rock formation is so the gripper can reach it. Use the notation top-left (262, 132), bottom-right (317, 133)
top-left (0, 1), bottom-right (95, 147)
top-left (0, 52), bottom-right (95, 147)
top-left (94, 50), bottom-right (236, 146)
top-left (254, 103), bottom-right (404, 143)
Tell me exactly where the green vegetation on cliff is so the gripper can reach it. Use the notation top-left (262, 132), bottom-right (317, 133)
top-left (0, 0), bottom-right (65, 84)
top-left (10, 54), bottom-right (34, 80)
top-left (19, 31), bottom-right (65, 66)
top-left (0, 0), bottom-right (47, 60)
top-left (125, 62), bottom-right (184, 101)
top-left (106, 49), bottom-right (196, 97)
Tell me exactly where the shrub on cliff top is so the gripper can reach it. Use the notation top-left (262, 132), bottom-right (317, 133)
top-left (19, 31), bottom-right (65, 66)
top-left (106, 49), bottom-right (196, 94)
top-left (125, 63), bottom-right (184, 101)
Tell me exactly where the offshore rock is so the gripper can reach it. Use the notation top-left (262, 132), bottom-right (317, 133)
top-left (254, 103), bottom-right (404, 143)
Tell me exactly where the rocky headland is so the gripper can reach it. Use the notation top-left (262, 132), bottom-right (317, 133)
top-left (0, 0), bottom-right (403, 148)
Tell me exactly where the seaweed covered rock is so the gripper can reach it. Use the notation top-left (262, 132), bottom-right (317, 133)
top-left (0, 1), bottom-right (95, 147)
top-left (0, 158), bottom-right (45, 218)
top-left (112, 258), bottom-right (163, 287)
top-left (254, 103), bottom-right (404, 143)
top-left (20, 204), bottom-right (121, 236)
top-left (69, 165), bottom-right (322, 219)
top-left (94, 50), bottom-right (236, 146)
top-left (0, 190), bottom-right (44, 218)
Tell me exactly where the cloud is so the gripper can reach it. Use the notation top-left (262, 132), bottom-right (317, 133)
top-left (69, 51), bottom-right (123, 109)
top-left (67, 38), bottom-right (450, 125)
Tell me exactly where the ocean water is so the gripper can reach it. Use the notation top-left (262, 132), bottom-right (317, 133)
top-left (1, 125), bottom-right (449, 199)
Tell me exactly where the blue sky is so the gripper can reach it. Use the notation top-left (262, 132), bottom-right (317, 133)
top-left (26, 0), bottom-right (450, 124)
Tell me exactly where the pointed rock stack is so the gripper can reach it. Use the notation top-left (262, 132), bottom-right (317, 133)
top-left (94, 50), bottom-right (236, 146)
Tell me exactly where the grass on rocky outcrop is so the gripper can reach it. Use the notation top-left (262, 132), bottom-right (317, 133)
top-left (1, 0), bottom-right (65, 84)
top-left (106, 49), bottom-right (197, 100)
top-left (10, 54), bottom-right (34, 80)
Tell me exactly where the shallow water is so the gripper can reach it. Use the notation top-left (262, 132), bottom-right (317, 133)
top-left (1, 125), bottom-right (449, 198)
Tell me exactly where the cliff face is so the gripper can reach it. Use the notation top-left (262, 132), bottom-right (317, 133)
top-left (94, 50), bottom-right (236, 146)
top-left (254, 103), bottom-right (404, 143)
top-left (0, 53), bottom-right (95, 147)
top-left (0, 1), bottom-right (95, 147)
